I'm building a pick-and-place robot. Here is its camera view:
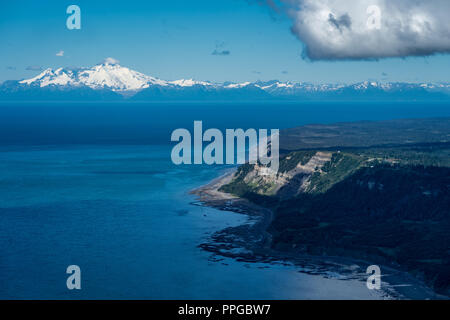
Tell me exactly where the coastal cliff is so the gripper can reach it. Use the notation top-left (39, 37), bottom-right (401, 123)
top-left (214, 119), bottom-right (450, 297)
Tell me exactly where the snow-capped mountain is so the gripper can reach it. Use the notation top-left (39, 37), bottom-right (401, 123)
top-left (17, 61), bottom-right (220, 92)
top-left (1, 60), bottom-right (448, 101)
top-left (19, 68), bottom-right (76, 87)
top-left (19, 61), bottom-right (168, 91)
top-left (169, 79), bottom-right (213, 87)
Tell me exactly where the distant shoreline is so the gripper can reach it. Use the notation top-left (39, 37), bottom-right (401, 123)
top-left (191, 170), bottom-right (447, 300)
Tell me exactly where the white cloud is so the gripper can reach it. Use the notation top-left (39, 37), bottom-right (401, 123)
top-left (277, 0), bottom-right (450, 60)
top-left (103, 57), bottom-right (120, 65)
top-left (56, 50), bottom-right (64, 57)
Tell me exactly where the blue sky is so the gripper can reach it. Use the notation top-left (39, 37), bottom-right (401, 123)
top-left (1, 0), bottom-right (449, 84)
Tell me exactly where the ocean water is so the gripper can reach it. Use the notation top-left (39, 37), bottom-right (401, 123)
top-left (0, 101), bottom-right (449, 299)
top-left (1, 101), bottom-right (449, 145)
top-left (0, 145), bottom-right (387, 299)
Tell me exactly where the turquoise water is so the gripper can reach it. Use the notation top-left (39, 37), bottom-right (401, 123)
top-left (0, 145), bottom-right (385, 299)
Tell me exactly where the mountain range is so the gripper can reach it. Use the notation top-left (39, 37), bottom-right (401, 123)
top-left (1, 61), bottom-right (449, 101)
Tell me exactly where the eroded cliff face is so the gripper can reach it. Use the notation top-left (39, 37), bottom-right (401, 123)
top-left (241, 152), bottom-right (332, 197)
top-left (219, 146), bottom-right (450, 297)
top-left (222, 150), bottom-right (367, 199)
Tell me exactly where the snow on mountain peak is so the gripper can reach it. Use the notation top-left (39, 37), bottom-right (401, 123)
top-left (225, 81), bottom-right (251, 89)
top-left (20, 61), bottom-right (168, 91)
top-left (17, 60), bottom-right (449, 97)
top-left (76, 63), bottom-right (167, 91)
top-left (169, 79), bottom-right (213, 87)
top-left (20, 68), bottom-right (76, 87)
top-left (19, 62), bottom-right (219, 91)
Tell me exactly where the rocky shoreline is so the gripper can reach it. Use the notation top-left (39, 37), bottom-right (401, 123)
top-left (190, 170), bottom-right (446, 300)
